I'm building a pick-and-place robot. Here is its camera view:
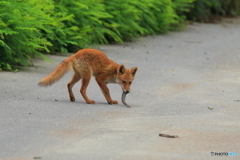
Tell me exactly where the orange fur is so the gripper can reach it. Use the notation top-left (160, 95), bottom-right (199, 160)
top-left (39, 49), bottom-right (138, 104)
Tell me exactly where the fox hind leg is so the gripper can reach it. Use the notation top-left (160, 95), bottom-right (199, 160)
top-left (67, 72), bottom-right (81, 102)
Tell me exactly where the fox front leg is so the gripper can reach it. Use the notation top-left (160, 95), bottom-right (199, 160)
top-left (95, 77), bottom-right (118, 104)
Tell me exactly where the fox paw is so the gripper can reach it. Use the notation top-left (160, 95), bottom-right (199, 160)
top-left (108, 100), bottom-right (118, 104)
top-left (70, 97), bottom-right (75, 102)
top-left (87, 100), bottom-right (95, 104)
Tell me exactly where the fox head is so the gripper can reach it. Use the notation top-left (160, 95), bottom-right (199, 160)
top-left (116, 65), bottom-right (138, 94)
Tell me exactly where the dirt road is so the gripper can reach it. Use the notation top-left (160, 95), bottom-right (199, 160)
top-left (1, 19), bottom-right (240, 159)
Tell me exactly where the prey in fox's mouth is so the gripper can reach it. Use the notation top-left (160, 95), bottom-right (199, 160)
top-left (121, 91), bottom-right (131, 108)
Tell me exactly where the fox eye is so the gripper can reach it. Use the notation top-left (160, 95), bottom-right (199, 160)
top-left (129, 81), bottom-right (132, 84)
top-left (122, 81), bottom-right (126, 84)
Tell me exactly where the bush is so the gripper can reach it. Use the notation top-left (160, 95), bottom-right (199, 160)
top-left (7, 0), bottom-right (239, 71)
top-left (222, 0), bottom-right (240, 15)
top-left (186, 0), bottom-right (240, 22)
top-left (0, 0), bottom-right (56, 71)
top-left (49, 0), bottom-right (122, 53)
top-left (1, 0), bottom-right (191, 71)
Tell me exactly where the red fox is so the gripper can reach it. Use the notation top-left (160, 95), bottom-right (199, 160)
top-left (39, 49), bottom-right (138, 104)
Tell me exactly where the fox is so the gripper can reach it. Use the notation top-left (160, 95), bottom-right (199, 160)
top-left (38, 49), bottom-right (138, 105)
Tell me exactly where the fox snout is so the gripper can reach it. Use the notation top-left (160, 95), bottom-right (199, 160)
top-left (124, 90), bottom-right (130, 94)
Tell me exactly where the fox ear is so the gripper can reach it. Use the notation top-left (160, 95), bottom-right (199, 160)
top-left (118, 65), bottom-right (125, 74)
top-left (131, 67), bottom-right (138, 77)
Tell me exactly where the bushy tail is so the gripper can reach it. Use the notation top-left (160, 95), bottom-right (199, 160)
top-left (38, 60), bottom-right (71, 86)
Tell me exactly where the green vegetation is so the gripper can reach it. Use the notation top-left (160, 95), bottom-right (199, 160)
top-left (186, 0), bottom-right (240, 22)
top-left (0, 0), bottom-right (239, 71)
top-left (0, 0), bottom-right (54, 71)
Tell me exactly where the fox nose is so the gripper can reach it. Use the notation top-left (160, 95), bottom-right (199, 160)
top-left (124, 90), bottom-right (130, 94)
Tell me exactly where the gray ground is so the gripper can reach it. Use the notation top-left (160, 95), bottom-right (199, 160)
top-left (1, 19), bottom-right (240, 160)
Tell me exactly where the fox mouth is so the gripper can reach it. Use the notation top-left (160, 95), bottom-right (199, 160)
top-left (124, 90), bottom-right (130, 94)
